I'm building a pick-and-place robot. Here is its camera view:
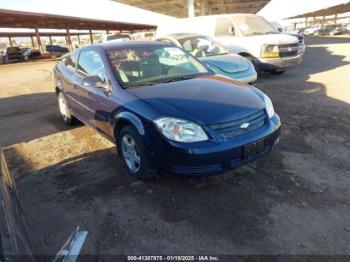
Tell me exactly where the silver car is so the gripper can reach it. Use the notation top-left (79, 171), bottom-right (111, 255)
top-left (155, 33), bottom-right (257, 85)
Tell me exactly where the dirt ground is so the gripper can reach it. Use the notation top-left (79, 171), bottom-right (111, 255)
top-left (0, 36), bottom-right (349, 257)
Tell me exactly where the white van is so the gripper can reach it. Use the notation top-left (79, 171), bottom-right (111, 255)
top-left (157, 14), bottom-right (304, 74)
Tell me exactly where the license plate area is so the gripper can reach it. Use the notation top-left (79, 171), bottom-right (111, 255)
top-left (243, 139), bottom-right (265, 159)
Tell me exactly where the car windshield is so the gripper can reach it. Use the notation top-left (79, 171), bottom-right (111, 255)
top-left (233, 15), bottom-right (278, 36)
top-left (107, 46), bottom-right (210, 88)
top-left (178, 36), bottom-right (228, 57)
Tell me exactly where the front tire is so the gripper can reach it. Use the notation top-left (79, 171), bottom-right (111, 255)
top-left (270, 69), bottom-right (285, 75)
top-left (118, 125), bottom-right (155, 178)
top-left (58, 92), bottom-right (75, 125)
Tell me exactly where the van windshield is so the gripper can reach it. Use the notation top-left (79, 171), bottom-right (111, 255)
top-left (233, 15), bottom-right (278, 36)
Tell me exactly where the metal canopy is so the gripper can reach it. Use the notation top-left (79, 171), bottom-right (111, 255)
top-left (0, 8), bottom-right (156, 31)
top-left (288, 1), bottom-right (350, 18)
top-left (114, 0), bottom-right (271, 18)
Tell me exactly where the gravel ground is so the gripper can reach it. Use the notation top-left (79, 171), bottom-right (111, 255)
top-left (0, 36), bottom-right (349, 256)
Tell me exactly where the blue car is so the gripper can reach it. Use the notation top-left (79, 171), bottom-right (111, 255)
top-left (155, 33), bottom-right (257, 85)
top-left (54, 42), bottom-right (280, 178)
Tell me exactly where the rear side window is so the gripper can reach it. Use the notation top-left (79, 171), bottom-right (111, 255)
top-left (77, 50), bottom-right (106, 82)
top-left (65, 50), bottom-right (79, 71)
top-left (215, 18), bottom-right (235, 37)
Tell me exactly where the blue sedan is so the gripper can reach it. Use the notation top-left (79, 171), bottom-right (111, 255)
top-left (155, 33), bottom-right (257, 85)
top-left (54, 42), bottom-right (280, 178)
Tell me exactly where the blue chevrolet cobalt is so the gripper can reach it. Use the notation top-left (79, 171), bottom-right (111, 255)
top-left (54, 42), bottom-right (281, 178)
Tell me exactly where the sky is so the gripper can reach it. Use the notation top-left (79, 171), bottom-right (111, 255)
top-left (258, 0), bottom-right (349, 21)
top-left (0, 0), bottom-right (349, 26)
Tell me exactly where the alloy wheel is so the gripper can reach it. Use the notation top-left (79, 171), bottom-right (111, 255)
top-left (121, 134), bottom-right (141, 173)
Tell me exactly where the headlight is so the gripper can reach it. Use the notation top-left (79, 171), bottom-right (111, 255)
top-left (261, 45), bottom-right (279, 58)
top-left (154, 117), bottom-right (208, 143)
top-left (263, 94), bottom-right (275, 118)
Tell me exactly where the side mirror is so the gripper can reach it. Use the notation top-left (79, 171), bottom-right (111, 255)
top-left (81, 75), bottom-right (110, 93)
top-left (81, 75), bottom-right (103, 87)
top-left (229, 26), bottom-right (235, 35)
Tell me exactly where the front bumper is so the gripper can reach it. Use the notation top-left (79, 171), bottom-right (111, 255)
top-left (149, 114), bottom-right (281, 176)
top-left (254, 54), bottom-right (303, 71)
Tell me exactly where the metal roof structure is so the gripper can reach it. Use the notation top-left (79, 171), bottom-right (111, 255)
top-left (288, 1), bottom-right (350, 19)
top-left (0, 8), bottom-right (156, 53)
top-left (0, 9), bottom-right (156, 31)
top-left (114, 0), bottom-right (271, 18)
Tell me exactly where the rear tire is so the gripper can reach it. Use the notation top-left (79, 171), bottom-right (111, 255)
top-left (57, 91), bottom-right (75, 125)
top-left (118, 125), bottom-right (155, 179)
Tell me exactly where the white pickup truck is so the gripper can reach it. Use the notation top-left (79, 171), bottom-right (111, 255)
top-left (157, 14), bottom-right (305, 74)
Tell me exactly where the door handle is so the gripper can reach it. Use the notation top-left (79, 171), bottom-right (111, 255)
top-left (73, 83), bottom-right (79, 89)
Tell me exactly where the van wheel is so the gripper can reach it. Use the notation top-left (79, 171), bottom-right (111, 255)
top-left (58, 92), bottom-right (75, 125)
top-left (118, 125), bottom-right (155, 178)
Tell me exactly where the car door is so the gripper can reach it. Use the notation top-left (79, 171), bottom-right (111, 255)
top-left (73, 50), bottom-right (103, 125)
top-left (76, 50), bottom-right (115, 137)
top-left (59, 51), bottom-right (82, 118)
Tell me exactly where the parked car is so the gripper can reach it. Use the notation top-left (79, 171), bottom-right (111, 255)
top-left (303, 25), bottom-right (322, 35)
top-left (0, 149), bottom-right (87, 261)
top-left (2, 47), bottom-right (25, 63)
top-left (269, 23), bottom-right (306, 57)
top-left (157, 14), bottom-right (303, 74)
top-left (99, 34), bottom-right (130, 43)
top-left (283, 32), bottom-right (305, 55)
top-left (313, 24), bottom-right (339, 36)
top-left (21, 48), bottom-right (41, 60)
top-left (54, 42), bottom-right (281, 178)
top-left (131, 31), bottom-right (155, 40)
top-left (329, 25), bottom-right (348, 36)
top-left (45, 44), bottom-right (69, 54)
top-left (155, 33), bottom-right (257, 85)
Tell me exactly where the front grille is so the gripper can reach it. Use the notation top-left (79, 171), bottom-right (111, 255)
top-left (279, 44), bottom-right (298, 57)
top-left (170, 163), bottom-right (224, 175)
top-left (231, 145), bottom-right (272, 168)
top-left (210, 110), bottom-right (266, 138)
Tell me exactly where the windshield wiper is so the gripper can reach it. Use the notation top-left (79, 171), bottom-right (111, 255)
top-left (161, 75), bottom-right (197, 83)
top-left (124, 81), bottom-right (157, 88)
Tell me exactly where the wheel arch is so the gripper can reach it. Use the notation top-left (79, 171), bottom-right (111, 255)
top-left (113, 111), bottom-right (146, 145)
top-left (239, 52), bottom-right (255, 60)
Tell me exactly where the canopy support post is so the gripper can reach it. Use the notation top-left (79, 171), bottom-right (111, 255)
top-left (188, 0), bottom-right (194, 17)
top-left (35, 27), bottom-right (43, 54)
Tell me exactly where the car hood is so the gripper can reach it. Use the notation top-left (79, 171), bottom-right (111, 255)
top-left (126, 76), bottom-right (265, 125)
top-left (200, 54), bottom-right (250, 74)
top-left (247, 33), bottom-right (299, 45)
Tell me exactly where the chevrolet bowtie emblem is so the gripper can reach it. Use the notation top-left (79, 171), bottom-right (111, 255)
top-left (240, 122), bottom-right (250, 129)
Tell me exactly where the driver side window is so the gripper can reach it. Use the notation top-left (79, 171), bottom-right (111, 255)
top-left (77, 51), bottom-right (106, 83)
top-left (215, 18), bottom-right (235, 37)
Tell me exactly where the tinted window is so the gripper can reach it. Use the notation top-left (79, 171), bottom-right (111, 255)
top-left (77, 51), bottom-right (106, 82)
top-left (65, 50), bottom-right (79, 71)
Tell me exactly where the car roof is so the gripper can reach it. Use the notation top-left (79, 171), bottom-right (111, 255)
top-left (85, 41), bottom-right (174, 51)
top-left (162, 33), bottom-right (210, 40)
